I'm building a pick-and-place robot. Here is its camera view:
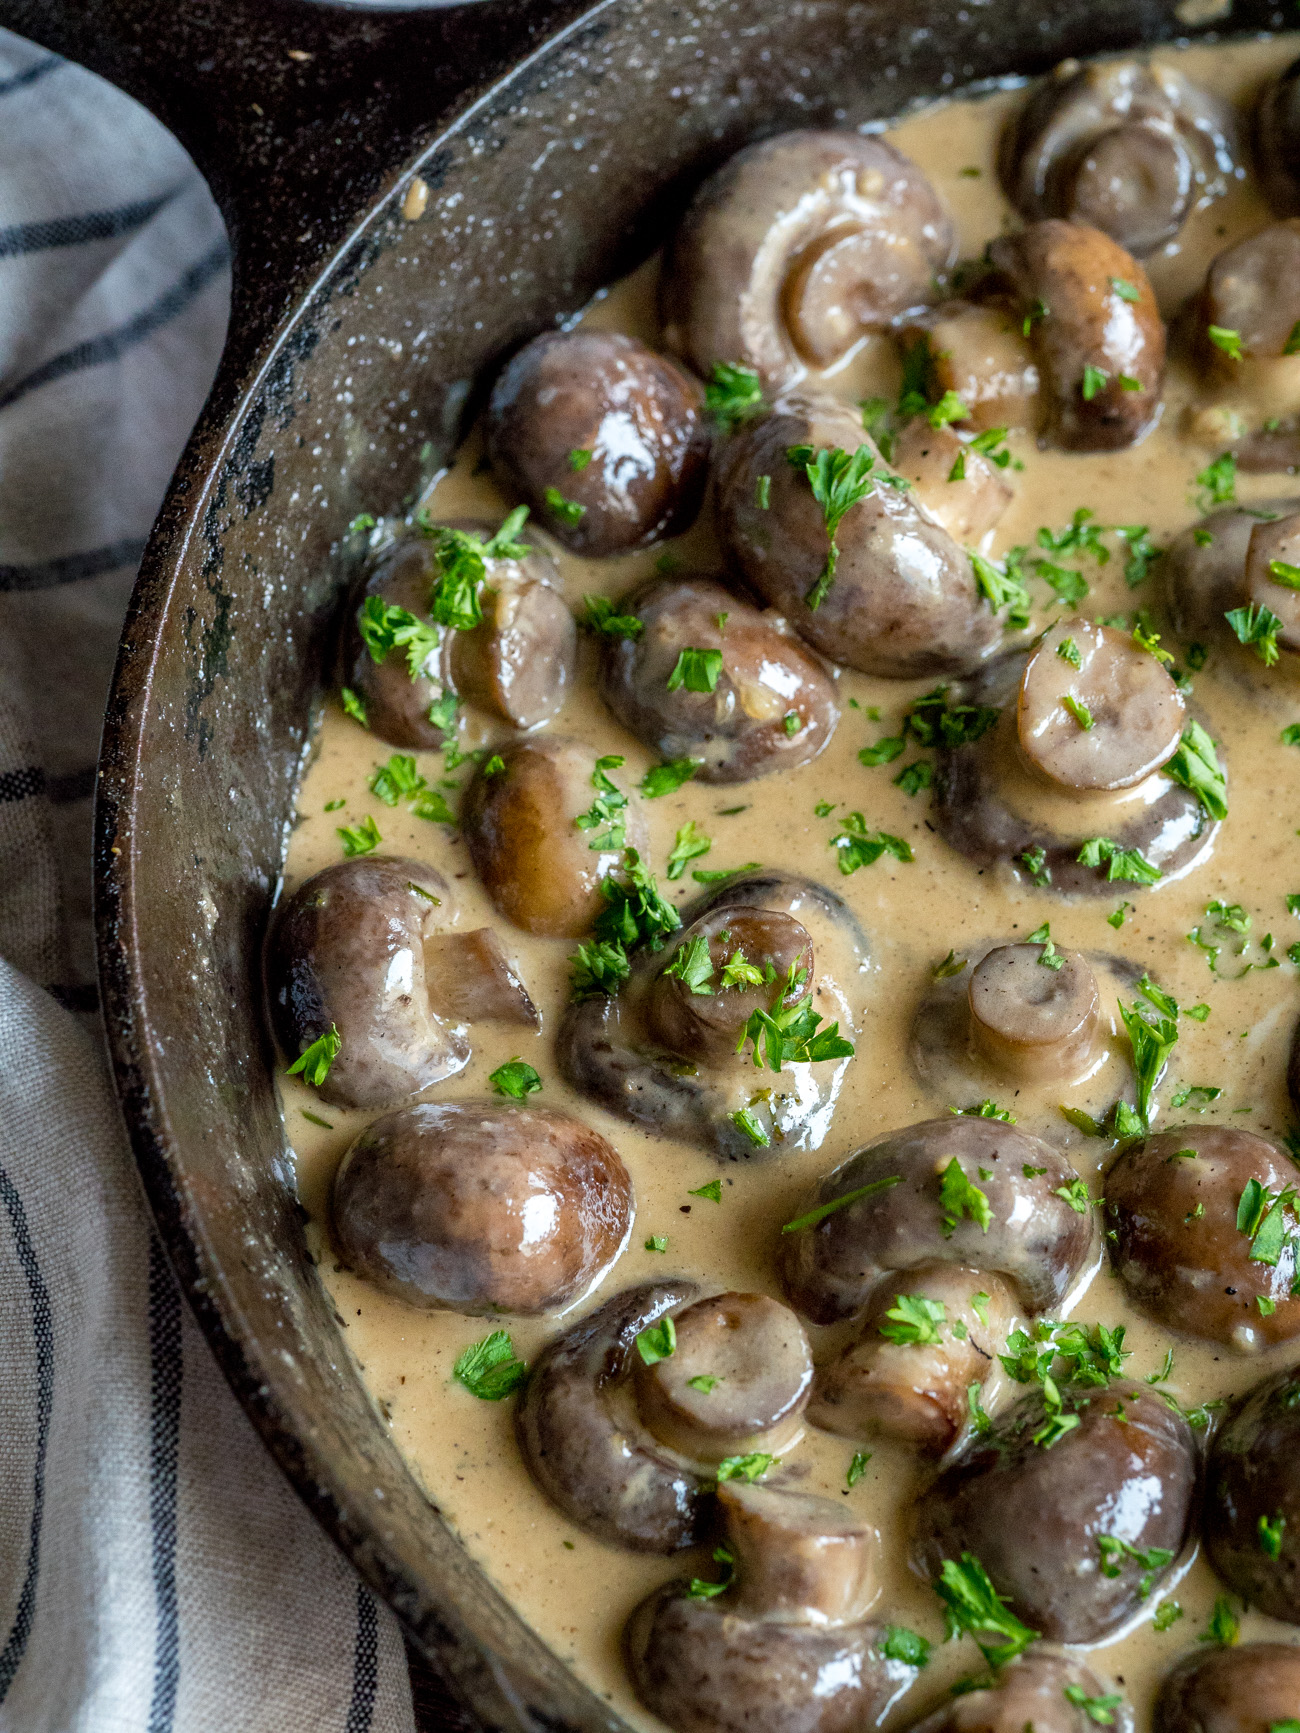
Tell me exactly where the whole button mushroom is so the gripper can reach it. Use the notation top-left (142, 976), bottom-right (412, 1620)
top-left (889, 420), bottom-right (1013, 546)
top-left (486, 331), bottom-right (708, 556)
top-left (625, 1481), bottom-right (918, 1733)
top-left (912, 1381), bottom-right (1197, 1643)
top-left (985, 222), bottom-right (1164, 451)
top-left (1164, 499), bottom-right (1300, 648)
top-left (780, 1116), bottom-right (1095, 1327)
top-left (342, 519), bottom-right (575, 748)
top-left (968, 943), bottom-right (1101, 1085)
top-left (1243, 514), bottom-right (1300, 656)
top-left (558, 870), bottom-right (868, 1160)
top-left (898, 302), bottom-right (1041, 435)
top-left (460, 736), bottom-right (649, 937)
top-left (1155, 1642), bottom-right (1300, 1732)
top-left (1000, 59), bottom-right (1239, 257)
top-left (597, 576), bottom-right (839, 782)
top-left (266, 856), bottom-right (538, 1112)
top-left (717, 397), bottom-right (1002, 678)
top-left (661, 130), bottom-right (955, 391)
top-left (908, 1649), bottom-right (1133, 1733)
top-left (331, 1100), bottom-right (633, 1316)
top-left (1204, 1367), bottom-right (1300, 1622)
top-left (1105, 1127), bottom-right (1300, 1350)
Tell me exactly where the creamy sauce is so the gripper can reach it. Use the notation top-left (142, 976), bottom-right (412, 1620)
top-left (286, 37), bottom-right (1300, 1729)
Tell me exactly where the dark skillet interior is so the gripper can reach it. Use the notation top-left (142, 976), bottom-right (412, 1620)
top-left (89, 0), bottom-right (1280, 1726)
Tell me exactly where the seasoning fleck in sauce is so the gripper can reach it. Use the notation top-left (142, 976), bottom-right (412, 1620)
top-left (285, 36), bottom-right (1300, 1730)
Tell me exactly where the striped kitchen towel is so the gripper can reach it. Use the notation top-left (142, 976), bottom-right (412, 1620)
top-left (0, 29), bottom-right (416, 1733)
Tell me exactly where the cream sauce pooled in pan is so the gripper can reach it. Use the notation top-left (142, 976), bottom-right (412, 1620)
top-left (285, 35), bottom-right (1300, 1731)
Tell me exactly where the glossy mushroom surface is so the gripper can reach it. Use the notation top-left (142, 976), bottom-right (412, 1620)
top-left (1154, 1642), bottom-right (1300, 1733)
top-left (909, 1648), bottom-right (1133, 1732)
top-left (889, 419), bottom-right (1013, 545)
top-left (558, 870), bottom-right (868, 1159)
top-left (1163, 499), bottom-right (1300, 646)
top-left (331, 1101), bottom-right (633, 1315)
top-left (912, 1381), bottom-right (1196, 1642)
top-left (486, 331), bottom-right (709, 555)
top-left (516, 1281), bottom-right (709, 1552)
top-left (1257, 56), bottom-right (1300, 213)
top-left (461, 736), bottom-right (649, 937)
top-left (1203, 1365), bottom-right (1300, 1621)
top-left (898, 301), bottom-right (1041, 434)
top-left (661, 130), bottom-right (954, 390)
top-left (969, 942), bottom-right (1100, 1082)
top-left (1000, 59), bottom-right (1238, 256)
top-left (717, 397), bottom-right (1001, 678)
top-left (780, 1115), bottom-right (1095, 1326)
top-left (597, 576), bottom-right (840, 782)
top-left (1105, 1127), bottom-right (1300, 1349)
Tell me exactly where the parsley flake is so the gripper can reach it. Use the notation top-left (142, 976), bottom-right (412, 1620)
top-left (933, 1552), bottom-right (1039, 1668)
top-left (939, 1160), bottom-right (992, 1237)
top-left (667, 647), bottom-right (724, 693)
top-left (643, 758), bottom-right (703, 800)
top-left (780, 1175), bottom-right (902, 1235)
top-left (488, 1059), bottom-right (542, 1099)
top-left (286, 1024), bottom-right (341, 1087)
top-left (580, 594), bottom-right (643, 639)
top-left (788, 444), bottom-right (877, 609)
top-left (453, 1329), bottom-right (529, 1399)
top-left (705, 362), bottom-right (763, 430)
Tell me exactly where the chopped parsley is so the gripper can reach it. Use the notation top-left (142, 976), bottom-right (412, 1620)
top-left (735, 966), bottom-right (854, 1071)
top-left (953, 1101), bottom-right (1016, 1122)
top-left (1119, 999), bottom-right (1179, 1129)
top-left (928, 390), bottom-right (969, 429)
top-left (880, 1627), bottom-right (931, 1668)
top-left (970, 550), bottom-right (1032, 627)
top-left (1077, 837), bottom-right (1162, 885)
top-left (574, 755), bottom-right (628, 851)
top-left (666, 820), bottom-right (711, 880)
top-left (1165, 721), bottom-right (1228, 820)
top-left (1062, 694), bottom-right (1094, 731)
top-left (787, 443), bottom-right (877, 608)
top-left (568, 938), bottom-right (631, 1001)
top-left (595, 850), bottom-right (681, 951)
top-left (340, 686), bottom-right (368, 726)
top-left (453, 1329), bottom-right (529, 1399)
top-left (939, 1160), bottom-right (992, 1237)
top-left (488, 1059), bottom-right (542, 1099)
top-left (642, 758), bottom-right (702, 800)
top-left (692, 862), bottom-right (761, 883)
top-left (730, 1107), bottom-right (771, 1147)
top-left (1260, 1512), bottom-right (1288, 1558)
top-left (879, 1293), bottom-right (948, 1347)
top-left (1097, 1535), bottom-right (1174, 1599)
top-left (1055, 1177), bottom-right (1093, 1215)
top-left (847, 1451), bottom-right (872, 1487)
top-left (933, 950), bottom-right (968, 979)
top-left (1027, 921), bottom-right (1064, 970)
top-left (1198, 1594), bottom-right (1240, 1646)
top-left (1057, 637), bottom-right (1082, 668)
top-left (755, 474), bottom-right (771, 509)
top-left (780, 1175), bottom-right (903, 1235)
top-left (645, 1235), bottom-right (668, 1253)
top-left (1196, 452), bottom-right (1237, 510)
top-left (1208, 325), bottom-right (1244, 361)
top-left (894, 760), bottom-right (933, 796)
top-left (580, 594), bottom-right (643, 638)
top-left (356, 597), bottom-right (440, 679)
top-left (686, 1546), bottom-right (734, 1600)
top-left (1020, 846), bottom-right (1051, 887)
top-left (1154, 1602), bottom-right (1184, 1631)
top-left (567, 447), bottom-right (593, 470)
top-left (716, 1451), bottom-right (774, 1483)
top-left (424, 507), bottom-right (531, 630)
top-left (664, 933), bottom-right (715, 994)
top-left (1117, 524), bottom-right (1159, 587)
top-left (1081, 365), bottom-right (1109, 401)
top-left (369, 753), bottom-right (426, 807)
top-left (829, 814), bottom-right (913, 874)
top-left (337, 815), bottom-right (382, 857)
top-left (904, 685), bottom-right (1000, 750)
top-left (1109, 901), bottom-right (1134, 929)
top-left (859, 735), bottom-right (905, 766)
top-left (690, 1179), bottom-right (723, 1203)
top-left (705, 361), bottom-right (763, 431)
top-left (636, 1316), bottom-right (676, 1365)
top-left (1269, 558), bottom-right (1300, 590)
top-left (544, 486), bottom-right (585, 526)
top-left (286, 1024), bottom-right (341, 1087)
top-left (933, 1552), bottom-right (1039, 1669)
top-left (1236, 1177), bottom-right (1298, 1266)
top-left (667, 647), bottom-right (724, 693)
top-left (1063, 1685), bottom-right (1125, 1725)
top-left (1110, 276), bottom-right (1140, 303)
top-left (687, 1374), bottom-right (716, 1391)
top-left (1226, 601), bottom-right (1284, 666)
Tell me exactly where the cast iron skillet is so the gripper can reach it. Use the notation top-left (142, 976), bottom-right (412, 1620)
top-left (0, 0), bottom-right (1278, 1726)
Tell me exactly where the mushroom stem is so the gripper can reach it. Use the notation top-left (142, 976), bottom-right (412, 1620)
top-left (424, 928), bottom-right (540, 1027)
top-left (968, 943), bottom-right (1101, 1084)
top-left (717, 1481), bottom-right (878, 1625)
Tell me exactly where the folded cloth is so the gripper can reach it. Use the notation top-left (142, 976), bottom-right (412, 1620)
top-left (0, 29), bottom-right (415, 1731)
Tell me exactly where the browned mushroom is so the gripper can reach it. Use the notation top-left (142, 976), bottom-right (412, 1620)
top-left (331, 1100), bottom-right (633, 1315)
top-left (1105, 1126), bottom-right (1300, 1349)
top-left (896, 301), bottom-right (1042, 435)
top-left (597, 576), bottom-right (840, 782)
top-left (661, 131), bottom-right (955, 391)
top-left (1203, 1365), bottom-right (1300, 1623)
top-left (645, 905), bottom-right (815, 1065)
top-left (1163, 499), bottom-right (1300, 649)
top-left (486, 331), bottom-right (709, 555)
top-left (1154, 1643), bottom-right (1300, 1733)
top-left (1257, 55), bottom-right (1300, 215)
top-left (888, 420), bottom-right (1013, 545)
top-left (909, 1649), bottom-right (1133, 1732)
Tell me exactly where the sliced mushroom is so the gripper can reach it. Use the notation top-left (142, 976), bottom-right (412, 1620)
top-left (461, 736), bottom-right (649, 937)
top-left (780, 1116), bottom-right (1096, 1326)
top-left (558, 870), bottom-right (868, 1160)
top-left (342, 521), bottom-right (574, 747)
top-left (597, 576), bottom-right (840, 782)
top-left (633, 1292), bottom-right (813, 1462)
top-left (809, 1265), bottom-right (1017, 1453)
top-left (646, 906), bottom-right (815, 1064)
top-left (1000, 59), bottom-right (1238, 257)
top-left (912, 1381), bottom-right (1196, 1642)
top-left (515, 1281), bottom-right (709, 1551)
top-left (331, 1101), bottom-right (633, 1315)
top-left (968, 944), bottom-right (1100, 1084)
top-left (897, 302), bottom-right (1042, 435)
top-left (1105, 1127), bottom-right (1300, 1350)
top-left (1155, 1643), bottom-right (1300, 1733)
top-left (1018, 620), bottom-right (1185, 791)
top-left (889, 420), bottom-right (1013, 545)
top-left (932, 650), bottom-right (1218, 895)
top-left (267, 857), bottom-right (471, 1110)
top-left (486, 331), bottom-right (709, 555)
top-left (626, 1482), bottom-right (916, 1733)
top-left (985, 222), bottom-right (1164, 450)
top-left (661, 130), bottom-right (955, 391)
top-left (908, 1649), bottom-right (1134, 1732)
top-left (1163, 500), bottom-right (1300, 645)
top-left (717, 397), bottom-right (1001, 678)
top-left (1203, 1365), bottom-right (1300, 1622)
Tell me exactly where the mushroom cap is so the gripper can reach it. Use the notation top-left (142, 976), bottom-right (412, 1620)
top-left (908, 1648), bottom-right (1133, 1732)
top-left (1204, 1365), bottom-right (1300, 1622)
top-left (1244, 512), bottom-right (1300, 655)
top-left (266, 856), bottom-right (468, 1111)
top-left (912, 1381), bottom-right (1196, 1643)
top-left (646, 905), bottom-right (815, 1064)
top-left (598, 575), bottom-right (840, 782)
top-left (1163, 499), bottom-right (1300, 644)
top-left (779, 1115), bottom-right (1096, 1326)
top-left (1154, 1642), bottom-right (1300, 1731)
top-left (331, 1100), bottom-right (633, 1316)
top-left (1105, 1126), bottom-right (1300, 1349)
top-left (486, 330), bottom-right (709, 555)
top-left (515, 1280), bottom-right (710, 1552)
top-left (1256, 57), bottom-right (1300, 216)
top-left (661, 129), bottom-right (954, 390)
top-left (1202, 220), bottom-right (1300, 360)
top-left (717, 397), bottom-right (1001, 678)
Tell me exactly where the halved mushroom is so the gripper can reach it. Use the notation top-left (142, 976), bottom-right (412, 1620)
top-left (780, 1115), bottom-right (1096, 1326)
top-left (909, 1649), bottom-right (1133, 1732)
top-left (1000, 59), bottom-right (1238, 257)
top-left (331, 1100), bottom-right (633, 1315)
top-left (341, 520), bottom-right (575, 747)
top-left (888, 420), bottom-right (1013, 545)
top-left (985, 222), bottom-right (1164, 450)
top-left (1163, 499), bottom-right (1300, 648)
top-left (1155, 1643), bottom-right (1300, 1733)
top-left (461, 736), bottom-right (649, 937)
top-left (1203, 1365), bottom-right (1300, 1622)
top-left (931, 650), bottom-right (1219, 895)
top-left (267, 856), bottom-right (537, 1111)
top-left (625, 1481), bottom-right (917, 1733)
top-left (558, 870), bottom-right (868, 1160)
top-left (717, 397), bottom-right (1002, 678)
top-left (1105, 1127), bottom-right (1300, 1350)
top-left (661, 130), bottom-right (955, 391)
top-left (912, 1381), bottom-right (1196, 1643)
top-left (809, 1265), bottom-right (1017, 1453)
top-left (515, 1281), bottom-right (709, 1552)
top-left (486, 331), bottom-right (709, 555)
top-left (896, 302), bottom-right (1042, 435)
top-left (597, 576), bottom-right (840, 782)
